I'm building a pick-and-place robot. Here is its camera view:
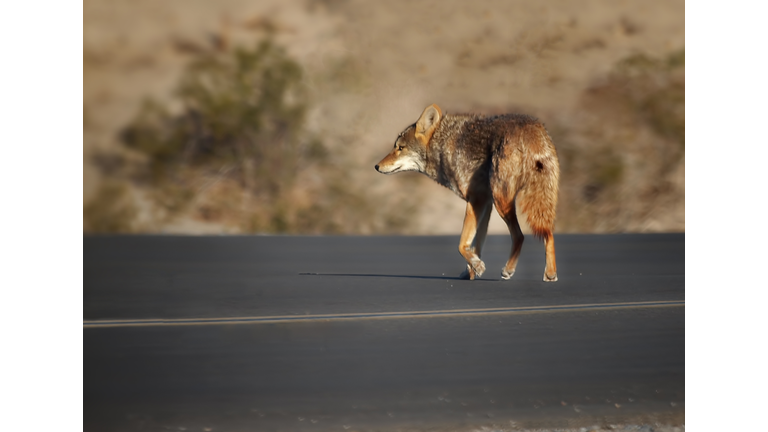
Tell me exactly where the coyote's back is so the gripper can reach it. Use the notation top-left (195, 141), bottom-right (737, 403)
top-left (375, 104), bottom-right (560, 282)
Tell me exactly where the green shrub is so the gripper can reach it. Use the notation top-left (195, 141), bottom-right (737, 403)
top-left (120, 40), bottom-right (313, 194)
top-left (113, 40), bottom-right (340, 232)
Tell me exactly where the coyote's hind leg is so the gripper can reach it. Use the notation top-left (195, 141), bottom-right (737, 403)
top-left (458, 196), bottom-right (492, 280)
top-left (543, 232), bottom-right (558, 282)
top-left (493, 197), bottom-right (525, 280)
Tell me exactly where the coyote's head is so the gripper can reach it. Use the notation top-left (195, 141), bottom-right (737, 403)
top-left (375, 104), bottom-right (442, 175)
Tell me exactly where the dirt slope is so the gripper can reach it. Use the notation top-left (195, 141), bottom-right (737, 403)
top-left (84, 0), bottom-right (684, 234)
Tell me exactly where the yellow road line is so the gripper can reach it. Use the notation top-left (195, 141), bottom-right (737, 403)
top-left (83, 300), bottom-right (684, 329)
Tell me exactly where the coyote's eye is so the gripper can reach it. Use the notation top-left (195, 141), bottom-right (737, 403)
top-left (398, 145), bottom-right (404, 151)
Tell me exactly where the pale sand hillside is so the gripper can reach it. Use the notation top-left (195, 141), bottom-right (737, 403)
top-left (84, 0), bottom-right (684, 234)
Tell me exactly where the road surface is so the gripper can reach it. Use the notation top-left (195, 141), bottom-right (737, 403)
top-left (84, 234), bottom-right (685, 431)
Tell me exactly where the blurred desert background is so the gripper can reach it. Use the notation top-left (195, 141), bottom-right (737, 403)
top-left (83, 0), bottom-right (684, 235)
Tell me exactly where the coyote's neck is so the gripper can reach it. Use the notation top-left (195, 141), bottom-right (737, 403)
top-left (422, 114), bottom-right (481, 198)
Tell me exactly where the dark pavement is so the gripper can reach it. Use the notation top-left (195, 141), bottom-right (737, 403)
top-left (84, 234), bottom-right (685, 431)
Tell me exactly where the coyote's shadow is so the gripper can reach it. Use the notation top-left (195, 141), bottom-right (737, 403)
top-left (299, 273), bottom-right (498, 282)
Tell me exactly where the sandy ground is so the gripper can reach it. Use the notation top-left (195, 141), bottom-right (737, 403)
top-left (84, 0), bottom-right (684, 234)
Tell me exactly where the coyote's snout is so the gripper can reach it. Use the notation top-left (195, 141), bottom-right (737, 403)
top-left (375, 104), bottom-right (560, 282)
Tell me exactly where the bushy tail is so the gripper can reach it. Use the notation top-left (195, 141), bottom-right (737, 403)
top-left (517, 126), bottom-right (560, 240)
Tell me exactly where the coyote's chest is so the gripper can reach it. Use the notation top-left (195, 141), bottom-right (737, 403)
top-left (430, 146), bottom-right (492, 201)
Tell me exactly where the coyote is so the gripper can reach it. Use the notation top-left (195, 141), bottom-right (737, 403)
top-left (375, 104), bottom-right (560, 281)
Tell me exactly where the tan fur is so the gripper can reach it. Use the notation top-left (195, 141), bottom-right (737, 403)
top-left (415, 104), bottom-right (443, 146)
top-left (376, 104), bottom-right (560, 282)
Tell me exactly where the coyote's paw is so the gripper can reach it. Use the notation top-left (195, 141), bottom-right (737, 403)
top-left (501, 268), bottom-right (515, 280)
top-left (470, 258), bottom-right (486, 279)
top-left (459, 259), bottom-right (486, 280)
top-left (543, 271), bottom-right (558, 282)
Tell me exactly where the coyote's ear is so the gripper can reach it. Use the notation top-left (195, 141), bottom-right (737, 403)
top-left (415, 104), bottom-right (442, 145)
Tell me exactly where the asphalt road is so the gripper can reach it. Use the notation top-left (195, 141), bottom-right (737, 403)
top-left (84, 234), bottom-right (685, 431)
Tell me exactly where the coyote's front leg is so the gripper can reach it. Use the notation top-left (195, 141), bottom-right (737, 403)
top-left (458, 198), bottom-right (492, 280)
